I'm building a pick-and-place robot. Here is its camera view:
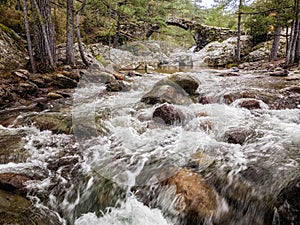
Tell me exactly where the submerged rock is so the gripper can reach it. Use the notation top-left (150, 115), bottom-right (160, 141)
top-left (275, 176), bottom-right (300, 225)
top-left (0, 189), bottom-right (60, 225)
top-left (152, 103), bottom-right (184, 125)
top-left (0, 128), bottom-right (28, 164)
top-left (223, 128), bottom-right (256, 145)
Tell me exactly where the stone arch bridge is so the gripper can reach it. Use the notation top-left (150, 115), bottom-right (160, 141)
top-left (162, 18), bottom-right (240, 52)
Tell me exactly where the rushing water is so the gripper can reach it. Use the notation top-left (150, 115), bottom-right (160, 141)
top-left (0, 68), bottom-right (299, 225)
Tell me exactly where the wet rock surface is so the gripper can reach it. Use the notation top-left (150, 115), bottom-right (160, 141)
top-left (141, 82), bottom-right (193, 105)
top-left (0, 36), bottom-right (300, 225)
top-left (223, 128), bottom-right (257, 145)
top-left (0, 129), bottom-right (28, 164)
top-left (153, 103), bottom-right (184, 125)
top-left (160, 168), bottom-right (219, 222)
top-left (275, 176), bottom-right (300, 225)
top-left (234, 98), bottom-right (267, 110)
top-left (168, 73), bottom-right (200, 95)
top-left (0, 173), bottom-right (32, 194)
top-left (0, 189), bottom-right (60, 225)
top-left (141, 74), bottom-right (199, 105)
top-left (29, 112), bottom-right (72, 134)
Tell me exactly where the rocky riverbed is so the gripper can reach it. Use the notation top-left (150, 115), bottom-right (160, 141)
top-left (0, 24), bottom-right (300, 224)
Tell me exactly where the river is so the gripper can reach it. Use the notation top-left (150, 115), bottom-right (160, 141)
top-left (0, 67), bottom-right (299, 225)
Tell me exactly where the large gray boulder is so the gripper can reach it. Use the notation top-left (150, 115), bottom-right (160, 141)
top-left (245, 39), bottom-right (286, 62)
top-left (192, 35), bottom-right (252, 67)
top-left (141, 74), bottom-right (199, 105)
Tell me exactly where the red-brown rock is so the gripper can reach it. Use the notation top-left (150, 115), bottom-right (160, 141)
top-left (0, 173), bottom-right (32, 194)
top-left (239, 99), bottom-right (261, 109)
top-left (163, 168), bottom-right (218, 219)
top-left (152, 103), bottom-right (183, 125)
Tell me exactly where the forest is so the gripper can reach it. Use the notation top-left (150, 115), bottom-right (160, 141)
top-left (0, 0), bottom-right (299, 72)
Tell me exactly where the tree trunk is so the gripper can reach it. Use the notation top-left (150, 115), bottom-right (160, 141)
top-left (66, 0), bottom-right (75, 65)
top-left (31, 0), bottom-right (56, 71)
top-left (76, 0), bottom-right (89, 67)
top-left (286, 0), bottom-right (300, 66)
top-left (113, 14), bottom-right (121, 48)
top-left (236, 0), bottom-right (243, 62)
top-left (21, 0), bottom-right (36, 73)
top-left (285, 26), bottom-right (289, 57)
top-left (295, 0), bottom-right (300, 64)
top-left (269, 26), bottom-right (282, 61)
top-left (286, 22), bottom-right (294, 65)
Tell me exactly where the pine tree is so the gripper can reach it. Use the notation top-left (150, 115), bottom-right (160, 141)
top-left (66, 0), bottom-right (75, 65)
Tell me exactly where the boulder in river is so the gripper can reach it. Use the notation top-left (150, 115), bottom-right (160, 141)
top-left (239, 99), bottom-right (266, 110)
top-left (0, 173), bottom-right (32, 195)
top-left (160, 168), bottom-right (219, 222)
top-left (268, 69), bottom-right (288, 77)
top-left (231, 98), bottom-right (268, 110)
top-left (152, 103), bottom-right (184, 125)
top-left (106, 80), bottom-right (131, 92)
top-left (141, 83), bottom-right (192, 105)
top-left (29, 112), bottom-right (72, 134)
top-left (195, 35), bottom-right (252, 67)
top-left (168, 73), bottom-right (200, 95)
top-left (141, 74), bottom-right (199, 105)
top-left (47, 92), bottom-right (64, 99)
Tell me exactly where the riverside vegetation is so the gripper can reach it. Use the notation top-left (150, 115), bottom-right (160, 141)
top-left (0, 0), bottom-right (299, 225)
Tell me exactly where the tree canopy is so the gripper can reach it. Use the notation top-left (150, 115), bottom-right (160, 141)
top-left (0, 0), bottom-right (299, 70)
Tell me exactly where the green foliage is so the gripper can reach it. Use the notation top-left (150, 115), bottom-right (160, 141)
top-left (202, 8), bottom-right (237, 29)
top-left (0, 1), bottom-right (23, 34)
top-left (96, 55), bottom-right (108, 66)
top-left (244, 0), bottom-right (294, 45)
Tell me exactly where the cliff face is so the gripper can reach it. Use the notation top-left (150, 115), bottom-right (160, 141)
top-left (0, 24), bottom-right (26, 71)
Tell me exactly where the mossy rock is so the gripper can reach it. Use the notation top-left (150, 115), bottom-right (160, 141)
top-left (33, 113), bottom-right (72, 134)
top-left (96, 54), bottom-right (108, 66)
top-left (0, 23), bottom-right (26, 71)
top-left (0, 23), bottom-right (25, 52)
